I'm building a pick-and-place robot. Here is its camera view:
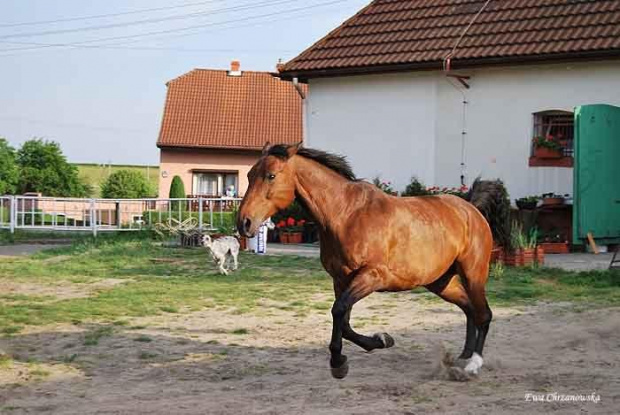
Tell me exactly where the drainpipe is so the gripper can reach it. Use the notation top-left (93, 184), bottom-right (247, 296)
top-left (293, 77), bottom-right (308, 145)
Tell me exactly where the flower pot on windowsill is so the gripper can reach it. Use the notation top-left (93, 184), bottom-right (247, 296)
top-left (542, 197), bottom-right (565, 206)
top-left (534, 147), bottom-right (563, 159)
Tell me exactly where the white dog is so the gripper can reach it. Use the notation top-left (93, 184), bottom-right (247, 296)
top-left (201, 235), bottom-right (240, 275)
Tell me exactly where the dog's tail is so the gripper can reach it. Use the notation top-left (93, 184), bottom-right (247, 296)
top-left (466, 178), bottom-right (511, 251)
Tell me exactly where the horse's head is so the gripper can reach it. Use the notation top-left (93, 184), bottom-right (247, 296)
top-left (237, 142), bottom-right (301, 237)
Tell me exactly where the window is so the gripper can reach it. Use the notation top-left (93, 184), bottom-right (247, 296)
top-left (530, 110), bottom-right (574, 167)
top-left (193, 172), bottom-right (238, 197)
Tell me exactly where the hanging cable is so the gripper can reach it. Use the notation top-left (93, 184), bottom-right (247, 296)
top-left (442, 0), bottom-right (492, 186)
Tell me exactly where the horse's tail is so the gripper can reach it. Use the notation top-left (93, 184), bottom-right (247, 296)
top-left (465, 178), bottom-right (511, 251)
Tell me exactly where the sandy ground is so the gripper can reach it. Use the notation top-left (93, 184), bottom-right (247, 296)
top-left (1, 292), bottom-right (618, 415)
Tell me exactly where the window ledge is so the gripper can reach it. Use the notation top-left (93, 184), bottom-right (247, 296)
top-left (529, 156), bottom-right (573, 167)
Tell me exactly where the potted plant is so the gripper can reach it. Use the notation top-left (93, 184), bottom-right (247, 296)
top-left (532, 134), bottom-right (563, 159)
top-left (515, 195), bottom-right (539, 210)
top-left (276, 217), bottom-right (305, 244)
top-left (505, 221), bottom-right (526, 266)
top-left (522, 227), bottom-right (540, 267)
top-left (541, 192), bottom-right (565, 206)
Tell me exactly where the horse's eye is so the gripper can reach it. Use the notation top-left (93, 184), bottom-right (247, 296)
top-left (267, 173), bottom-right (276, 181)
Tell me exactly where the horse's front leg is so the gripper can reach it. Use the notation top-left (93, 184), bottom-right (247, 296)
top-left (342, 308), bottom-right (394, 352)
top-left (329, 268), bottom-right (381, 379)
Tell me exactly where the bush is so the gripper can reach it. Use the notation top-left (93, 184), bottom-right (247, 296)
top-left (272, 200), bottom-right (312, 224)
top-left (17, 139), bottom-right (92, 197)
top-left (0, 138), bottom-right (18, 195)
top-left (169, 176), bottom-right (185, 198)
top-left (372, 177), bottom-right (398, 195)
top-left (101, 169), bottom-right (155, 199)
top-left (168, 176), bottom-right (186, 211)
top-left (401, 177), bottom-right (431, 197)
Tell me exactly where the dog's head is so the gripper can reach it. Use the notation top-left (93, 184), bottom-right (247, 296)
top-left (201, 234), bottom-right (212, 248)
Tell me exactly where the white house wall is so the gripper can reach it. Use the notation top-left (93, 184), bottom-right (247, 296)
top-left (305, 60), bottom-right (620, 200)
top-left (436, 60), bottom-right (620, 200)
top-left (306, 72), bottom-right (437, 189)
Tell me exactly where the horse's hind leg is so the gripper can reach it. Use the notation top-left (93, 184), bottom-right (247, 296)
top-left (425, 271), bottom-right (476, 360)
top-left (456, 259), bottom-right (493, 375)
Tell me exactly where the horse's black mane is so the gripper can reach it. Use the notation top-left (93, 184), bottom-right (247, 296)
top-left (268, 145), bottom-right (356, 181)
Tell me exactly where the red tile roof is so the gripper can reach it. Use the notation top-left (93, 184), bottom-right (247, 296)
top-left (157, 69), bottom-right (305, 150)
top-left (280, 0), bottom-right (620, 78)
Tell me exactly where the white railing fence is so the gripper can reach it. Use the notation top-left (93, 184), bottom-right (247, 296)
top-left (0, 196), bottom-right (242, 236)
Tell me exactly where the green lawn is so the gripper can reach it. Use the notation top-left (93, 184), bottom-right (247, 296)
top-left (75, 163), bottom-right (159, 198)
top-left (0, 236), bottom-right (618, 335)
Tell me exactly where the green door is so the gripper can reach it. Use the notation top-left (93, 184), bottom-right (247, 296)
top-left (574, 104), bottom-right (620, 245)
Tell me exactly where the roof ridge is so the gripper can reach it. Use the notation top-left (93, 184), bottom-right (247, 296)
top-left (280, 0), bottom-right (620, 77)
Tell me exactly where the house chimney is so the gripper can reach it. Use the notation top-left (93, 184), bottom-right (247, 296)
top-left (229, 60), bottom-right (241, 76)
top-left (276, 58), bottom-right (284, 72)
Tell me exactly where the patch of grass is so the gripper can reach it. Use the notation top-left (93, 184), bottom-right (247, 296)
top-left (1, 325), bottom-right (23, 335)
top-left (0, 239), bottom-right (618, 334)
top-left (134, 335), bottom-right (152, 343)
top-left (0, 354), bottom-right (13, 368)
top-left (486, 267), bottom-right (620, 305)
top-left (230, 328), bottom-right (248, 335)
top-left (83, 326), bottom-right (114, 346)
top-left (138, 351), bottom-right (158, 360)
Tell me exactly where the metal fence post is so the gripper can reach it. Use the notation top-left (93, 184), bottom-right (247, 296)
top-left (198, 197), bottom-right (203, 231)
top-left (9, 196), bottom-right (15, 234)
top-left (90, 199), bottom-right (97, 237)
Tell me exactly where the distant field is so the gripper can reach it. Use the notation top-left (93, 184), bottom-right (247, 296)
top-left (75, 163), bottom-right (159, 197)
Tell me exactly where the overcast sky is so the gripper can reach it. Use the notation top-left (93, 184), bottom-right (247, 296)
top-left (0, 0), bottom-right (368, 165)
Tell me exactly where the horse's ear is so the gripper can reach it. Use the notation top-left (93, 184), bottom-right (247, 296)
top-left (261, 141), bottom-right (271, 156)
top-left (287, 142), bottom-right (302, 158)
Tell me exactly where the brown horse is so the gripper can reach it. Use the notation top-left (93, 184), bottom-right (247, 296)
top-left (238, 143), bottom-right (508, 379)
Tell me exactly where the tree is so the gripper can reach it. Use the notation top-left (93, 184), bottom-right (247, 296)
top-left (168, 176), bottom-right (185, 198)
top-left (16, 139), bottom-right (91, 197)
top-left (101, 169), bottom-right (154, 199)
top-left (168, 175), bottom-right (186, 210)
top-left (0, 138), bottom-right (19, 195)
top-left (401, 176), bottom-right (431, 197)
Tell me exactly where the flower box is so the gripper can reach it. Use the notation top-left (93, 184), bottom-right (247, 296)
top-left (522, 248), bottom-right (535, 266)
top-left (280, 231), bottom-right (302, 244)
top-left (534, 147), bottom-right (563, 159)
top-left (535, 246), bottom-right (545, 265)
top-left (539, 242), bottom-right (569, 254)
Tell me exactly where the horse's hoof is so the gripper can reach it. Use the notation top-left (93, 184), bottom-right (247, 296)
top-left (463, 353), bottom-right (483, 376)
top-left (330, 359), bottom-right (349, 379)
top-left (373, 333), bottom-right (395, 348)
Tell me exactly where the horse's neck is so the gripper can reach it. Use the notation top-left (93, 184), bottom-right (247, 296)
top-left (291, 156), bottom-right (361, 234)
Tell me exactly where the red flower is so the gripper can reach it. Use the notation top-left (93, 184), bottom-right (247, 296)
top-left (286, 217), bottom-right (296, 227)
top-left (297, 219), bottom-right (306, 226)
top-left (277, 220), bottom-right (286, 228)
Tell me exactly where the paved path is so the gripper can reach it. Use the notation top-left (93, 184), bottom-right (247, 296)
top-left (265, 243), bottom-right (616, 272)
top-left (265, 243), bottom-right (319, 257)
top-left (544, 253), bottom-right (614, 271)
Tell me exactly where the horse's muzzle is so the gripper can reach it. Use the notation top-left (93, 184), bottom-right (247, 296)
top-left (237, 216), bottom-right (256, 238)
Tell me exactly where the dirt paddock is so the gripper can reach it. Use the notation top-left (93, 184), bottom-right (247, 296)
top-left (1, 291), bottom-right (618, 415)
